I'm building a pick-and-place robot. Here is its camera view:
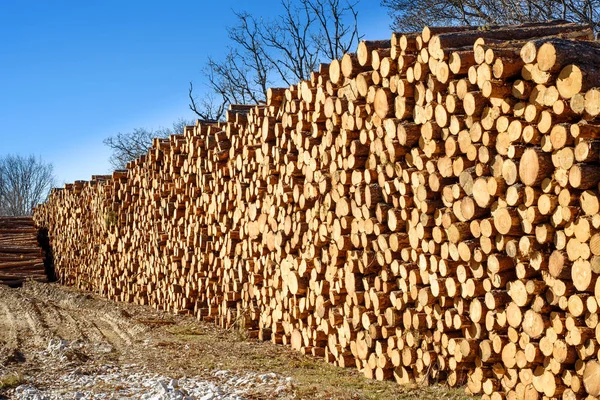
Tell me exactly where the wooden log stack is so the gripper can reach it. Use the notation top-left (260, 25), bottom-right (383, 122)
top-left (0, 216), bottom-right (47, 286)
top-left (34, 21), bottom-right (600, 399)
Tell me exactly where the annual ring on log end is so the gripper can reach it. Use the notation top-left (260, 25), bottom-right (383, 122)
top-left (493, 207), bottom-right (520, 236)
top-left (519, 148), bottom-right (549, 186)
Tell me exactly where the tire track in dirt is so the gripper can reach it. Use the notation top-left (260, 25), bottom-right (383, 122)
top-left (0, 286), bottom-right (47, 349)
top-left (2, 286), bottom-right (56, 349)
top-left (0, 283), bottom-right (150, 357)
top-left (19, 283), bottom-right (108, 345)
top-left (28, 298), bottom-right (90, 344)
top-left (1, 281), bottom-right (409, 400)
top-left (22, 300), bottom-right (50, 347)
top-left (45, 301), bottom-right (97, 343)
top-left (95, 315), bottom-right (134, 346)
top-left (0, 301), bottom-right (20, 351)
top-left (88, 319), bottom-right (130, 349)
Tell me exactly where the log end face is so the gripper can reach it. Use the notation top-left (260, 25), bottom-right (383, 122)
top-left (537, 42), bottom-right (557, 72)
top-left (568, 165), bottom-right (583, 188)
top-left (428, 36), bottom-right (441, 60)
top-left (583, 361), bottom-right (600, 396)
top-left (494, 208), bottom-right (514, 235)
top-left (341, 53), bottom-right (355, 78)
top-left (520, 41), bottom-right (537, 64)
top-left (557, 64), bottom-right (582, 99)
top-left (290, 329), bottom-right (303, 351)
top-left (584, 88), bottom-right (600, 117)
top-left (519, 148), bottom-right (542, 186)
top-left (522, 309), bottom-right (544, 339)
top-left (357, 41), bottom-right (369, 66)
top-left (374, 88), bottom-right (392, 120)
top-left (329, 59), bottom-right (341, 85)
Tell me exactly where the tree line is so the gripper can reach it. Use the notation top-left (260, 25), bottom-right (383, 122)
top-left (0, 155), bottom-right (54, 216)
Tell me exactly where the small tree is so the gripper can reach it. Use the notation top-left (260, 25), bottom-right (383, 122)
top-left (189, 0), bottom-right (361, 120)
top-left (103, 118), bottom-right (194, 170)
top-left (0, 154), bottom-right (55, 216)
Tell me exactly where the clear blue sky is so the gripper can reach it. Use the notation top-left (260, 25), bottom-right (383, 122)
top-left (0, 1), bottom-right (392, 185)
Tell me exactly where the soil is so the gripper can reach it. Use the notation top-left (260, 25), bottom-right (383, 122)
top-left (0, 281), bottom-right (473, 399)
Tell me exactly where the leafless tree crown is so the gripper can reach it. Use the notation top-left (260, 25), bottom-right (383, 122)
top-left (381, 0), bottom-right (599, 34)
top-left (0, 154), bottom-right (55, 216)
top-left (189, 0), bottom-right (361, 121)
top-left (103, 118), bottom-right (194, 170)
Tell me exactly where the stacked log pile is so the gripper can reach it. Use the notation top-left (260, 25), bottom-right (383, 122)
top-left (0, 216), bottom-right (47, 286)
top-left (34, 21), bottom-right (600, 399)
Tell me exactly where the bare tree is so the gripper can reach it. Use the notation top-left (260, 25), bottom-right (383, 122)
top-left (0, 155), bottom-right (55, 216)
top-left (190, 0), bottom-right (361, 120)
top-left (103, 118), bottom-right (195, 170)
top-left (381, 0), bottom-right (600, 34)
top-left (171, 117), bottom-right (195, 137)
top-left (188, 83), bottom-right (225, 122)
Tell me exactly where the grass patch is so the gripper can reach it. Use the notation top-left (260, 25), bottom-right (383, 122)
top-left (97, 301), bottom-right (477, 400)
top-left (0, 373), bottom-right (25, 389)
top-left (166, 324), bottom-right (205, 336)
top-left (136, 318), bottom-right (176, 327)
top-left (163, 322), bottom-right (475, 400)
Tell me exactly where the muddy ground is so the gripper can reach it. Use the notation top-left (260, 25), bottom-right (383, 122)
top-left (0, 281), bottom-right (471, 399)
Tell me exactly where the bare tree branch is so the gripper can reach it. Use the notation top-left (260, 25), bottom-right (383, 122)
top-left (189, 0), bottom-right (362, 119)
top-left (104, 119), bottom-right (194, 170)
top-left (189, 82), bottom-right (224, 122)
top-left (382, 0), bottom-right (599, 36)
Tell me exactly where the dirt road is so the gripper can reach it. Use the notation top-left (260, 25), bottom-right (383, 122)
top-left (0, 282), bottom-right (470, 399)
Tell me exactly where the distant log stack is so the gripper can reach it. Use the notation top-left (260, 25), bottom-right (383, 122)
top-left (34, 21), bottom-right (600, 399)
top-left (0, 216), bottom-right (47, 286)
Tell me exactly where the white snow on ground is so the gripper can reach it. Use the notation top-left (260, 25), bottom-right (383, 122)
top-left (8, 339), bottom-right (294, 400)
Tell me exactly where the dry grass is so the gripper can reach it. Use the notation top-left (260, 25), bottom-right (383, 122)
top-left (0, 373), bottom-right (24, 390)
top-left (162, 321), bottom-right (476, 400)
